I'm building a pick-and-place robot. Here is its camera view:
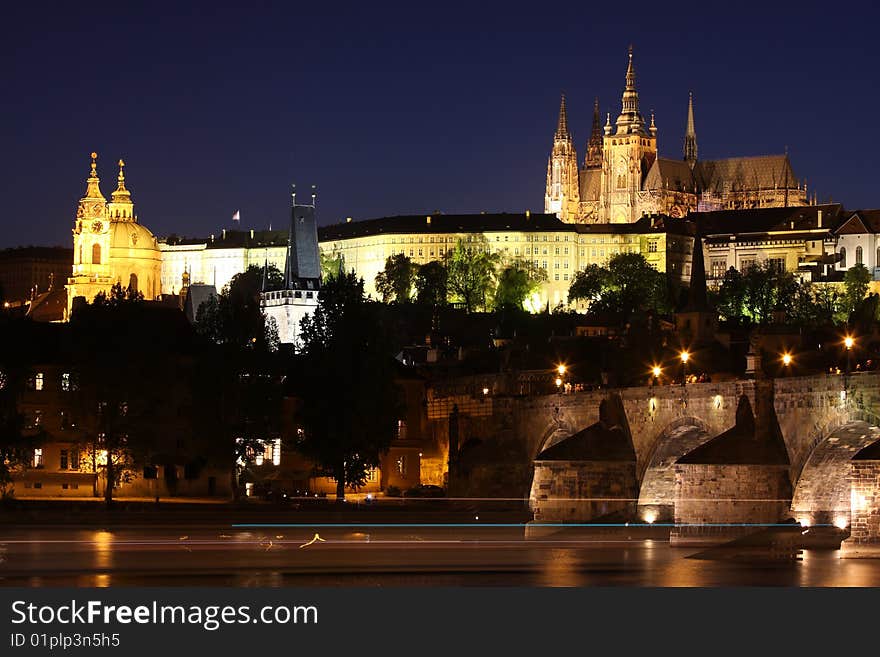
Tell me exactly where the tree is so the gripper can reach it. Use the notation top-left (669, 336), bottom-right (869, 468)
top-left (714, 263), bottom-right (796, 325)
top-left (375, 253), bottom-right (418, 303)
top-left (494, 260), bottom-right (547, 311)
top-left (415, 260), bottom-right (448, 308)
top-left (444, 237), bottom-right (500, 313)
top-left (844, 263), bottom-right (872, 316)
top-left (320, 249), bottom-right (344, 281)
top-left (194, 264), bottom-right (281, 351)
top-left (0, 327), bottom-right (41, 498)
top-left (71, 291), bottom-right (191, 505)
top-left (295, 272), bottom-right (400, 500)
top-left (789, 281), bottom-right (846, 328)
top-left (568, 253), bottom-right (670, 321)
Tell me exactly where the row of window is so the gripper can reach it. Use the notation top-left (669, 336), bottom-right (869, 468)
top-left (838, 246), bottom-right (875, 268)
top-left (31, 448), bottom-right (80, 470)
top-left (24, 372), bottom-right (78, 392)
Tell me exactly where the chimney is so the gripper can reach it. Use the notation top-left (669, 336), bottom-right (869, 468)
top-left (426, 215), bottom-right (432, 225)
top-left (526, 210), bottom-right (531, 219)
top-left (210, 234), bottom-right (214, 243)
top-left (222, 229), bottom-right (226, 239)
top-left (817, 210), bottom-right (823, 228)
top-left (250, 229), bottom-right (254, 240)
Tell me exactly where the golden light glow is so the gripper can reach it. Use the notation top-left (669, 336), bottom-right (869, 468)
top-left (782, 353), bottom-right (792, 366)
top-left (834, 516), bottom-right (849, 529)
top-left (649, 397), bottom-right (657, 413)
top-left (557, 364), bottom-right (567, 376)
top-left (482, 387), bottom-right (489, 396)
top-left (555, 377), bottom-right (563, 387)
top-left (799, 517), bottom-right (811, 528)
top-left (643, 510), bottom-right (657, 524)
top-left (845, 336), bottom-right (855, 350)
top-left (680, 351), bottom-right (690, 364)
top-left (652, 365), bottom-right (662, 378)
top-left (713, 395), bottom-right (723, 410)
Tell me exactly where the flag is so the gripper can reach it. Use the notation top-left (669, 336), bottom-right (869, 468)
top-left (232, 210), bottom-right (240, 223)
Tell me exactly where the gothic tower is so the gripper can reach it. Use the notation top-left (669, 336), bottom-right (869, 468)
top-left (584, 97), bottom-right (603, 169)
top-left (544, 94), bottom-right (580, 221)
top-left (600, 47), bottom-right (657, 223)
top-left (684, 91), bottom-right (698, 167)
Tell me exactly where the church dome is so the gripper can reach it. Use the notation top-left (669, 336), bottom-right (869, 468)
top-left (109, 219), bottom-right (158, 250)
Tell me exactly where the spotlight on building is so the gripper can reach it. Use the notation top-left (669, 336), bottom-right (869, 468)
top-left (643, 510), bottom-right (657, 524)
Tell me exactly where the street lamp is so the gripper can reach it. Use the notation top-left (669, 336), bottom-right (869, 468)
top-left (557, 364), bottom-right (567, 376)
top-left (844, 335), bottom-right (855, 402)
top-left (680, 351), bottom-right (690, 387)
top-left (652, 365), bottom-right (662, 381)
top-left (782, 352), bottom-right (792, 371)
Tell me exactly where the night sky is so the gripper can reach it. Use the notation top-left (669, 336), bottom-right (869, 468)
top-left (4, 2), bottom-right (879, 248)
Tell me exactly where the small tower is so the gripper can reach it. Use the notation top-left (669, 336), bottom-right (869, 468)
top-left (108, 159), bottom-right (135, 220)
top-left (684, 92), bottom-right (698, 167)
top-left (584, 97), bottom-right (603, 169)
top-left (544, 93), bottom-right (580, 222)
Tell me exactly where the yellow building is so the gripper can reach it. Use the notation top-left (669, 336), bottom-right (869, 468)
top-left (318, 212), bottom-right (694, 310)
top-left (66, 153), bottom-right (161, 316)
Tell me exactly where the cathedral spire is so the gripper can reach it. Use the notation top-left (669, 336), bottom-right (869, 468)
top-left (555, 93), bottom-right (570, 139)
top-left (615, 45), bottom-right (645, 135)
top-left (684, 91), bottom-right (698, 166)
top-left (585, 97), bottom-right (603, 168)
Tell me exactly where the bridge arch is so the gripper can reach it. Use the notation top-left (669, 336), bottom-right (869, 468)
top-left (790, 421), bottom-right (880, 528)
top-left (637, 415), bottom-right (714, 522)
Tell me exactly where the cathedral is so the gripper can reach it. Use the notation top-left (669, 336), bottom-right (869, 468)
top-left (65, 153), bottom-right (162, 317)
top-left (545, 47), bottom-right (811, 224)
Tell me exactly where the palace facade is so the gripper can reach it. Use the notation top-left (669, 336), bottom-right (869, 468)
top-left (545, 48), bottom-right (810, 224)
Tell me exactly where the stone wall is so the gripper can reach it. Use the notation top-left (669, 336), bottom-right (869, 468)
top-left (671, 464), bottom-right (792, 545)
top-left (530, 460), bottom-right (637, 523)
top-left (842, 460), bottom-right (880, 557)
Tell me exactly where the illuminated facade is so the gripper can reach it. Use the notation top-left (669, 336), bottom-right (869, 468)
top-left (697, 205), bottom-right (844, 284)
top-left (318, 212), bottom-right (694, 310)
top-left (546, 48), bottom-right (810, 224)
top-left (65, 153), bottom-right (161, 316)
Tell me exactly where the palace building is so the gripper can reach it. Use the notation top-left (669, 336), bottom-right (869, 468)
top-left (65, 153), bottom-right (161, 317)
top-left (545, 48), bottom-right (810, 224)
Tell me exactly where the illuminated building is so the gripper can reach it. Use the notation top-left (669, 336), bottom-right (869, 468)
top-left (545, 47), bottom-right (809, 224)
top-left (65, 154), bottom-right (161, 317)
top-left (696, 204), bottom-right (844, 283)
top-left (318, 212), bottom-right (695, 310)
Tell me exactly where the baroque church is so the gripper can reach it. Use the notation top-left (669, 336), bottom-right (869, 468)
top-left (545, 47), bottom-right (811, 224)
top-left (65, 153), bottom-right (162, 317)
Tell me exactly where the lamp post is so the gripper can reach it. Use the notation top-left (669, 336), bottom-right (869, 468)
top-left (844, 335), bottom-right (855, 403)
top-left (781, 352), bottom-right (792, 376)
top-left (679, 351), bottom-right (690, 387)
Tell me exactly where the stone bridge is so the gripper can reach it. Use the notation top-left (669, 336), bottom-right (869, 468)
top-left (439, 371), bottom-right (880, 549)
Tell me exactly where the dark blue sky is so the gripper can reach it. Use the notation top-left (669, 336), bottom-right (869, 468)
top-left (4, 1), bottom-right (878, 248)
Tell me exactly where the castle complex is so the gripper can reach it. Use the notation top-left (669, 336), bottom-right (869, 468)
top-left (545, 47), bottom-right (811, 224)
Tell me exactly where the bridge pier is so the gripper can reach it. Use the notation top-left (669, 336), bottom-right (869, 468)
top-left (841, 441), bottom-right (880, 557)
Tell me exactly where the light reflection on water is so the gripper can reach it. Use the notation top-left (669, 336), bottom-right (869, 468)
top-left (5, 528), bottom-right (880, 587)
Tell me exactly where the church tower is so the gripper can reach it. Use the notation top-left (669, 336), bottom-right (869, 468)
top-left (600, 47), bottom-right (658, 223)
top-left (684, 92), bottom-right (698, 167)
top-left (67, 153), bottom-right (113, 317)
top-left (544, 94), bottom-right (580, 221)
top-left (584, 97), bottom-right (603, 169)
